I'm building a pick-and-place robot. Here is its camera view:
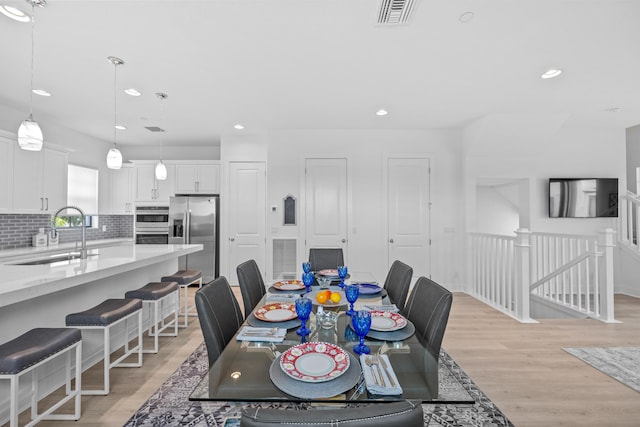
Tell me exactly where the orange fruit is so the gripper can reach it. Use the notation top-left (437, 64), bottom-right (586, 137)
top-left (330, 292), bottom-right (341, 303)
top-left (316, 291), bottom-right (329, 304)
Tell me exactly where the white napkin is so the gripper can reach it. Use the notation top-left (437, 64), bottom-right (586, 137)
top-left (362, 304), bottom-right (399, 313)
top-left (359, 354), bottom-right (403, 395)
top-left (236, 326), bottom-right (286, 342)
top-left (265, 294), bottom-right (299, 302)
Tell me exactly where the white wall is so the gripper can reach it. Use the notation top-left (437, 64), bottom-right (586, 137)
top-left (265, 129), bottom-right (465, 290)
top-left (476, 184), bottom-right (519, 236)
top-left (626, 124), bottom-right (640, 193)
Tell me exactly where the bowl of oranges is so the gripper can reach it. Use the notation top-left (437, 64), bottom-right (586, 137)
top-left (310, 288), bottom-right (348, 309)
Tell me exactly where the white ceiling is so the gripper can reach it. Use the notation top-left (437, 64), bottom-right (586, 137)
top-left (0, 0), bottom-right (639, 148)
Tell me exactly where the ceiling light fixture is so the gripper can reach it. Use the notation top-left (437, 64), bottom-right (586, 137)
top-left (106, 56), bottom-right (124, 169)
top-left (155, 92), bottom-right (168, 181)
top-left (233, 124), bottom-right (244, 130)
top-left (124, 88), bottom-right (141, 97)
top-left (115, 125), bottom-right (126, 130)
top-left (376, 109), bottom-right (388, 116)
top-left (459, 12), bottom-right (474, 23)
top-left (540, 68), bottom-right (563, 79)
top-left (17, 0), bottom-right (46, 151)
top-left (32, 88), bottom-right (50, 97)
top-left (0, 5), bottom-right (30, 22)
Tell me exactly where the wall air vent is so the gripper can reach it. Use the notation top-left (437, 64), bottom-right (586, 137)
top-left (378, 0), bottom-right (417, 25)
top-left (144, 126), bottom-right (165, 132)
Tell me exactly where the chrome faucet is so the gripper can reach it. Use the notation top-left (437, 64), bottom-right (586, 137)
top-left (52, 205), bottom-right (87, 259)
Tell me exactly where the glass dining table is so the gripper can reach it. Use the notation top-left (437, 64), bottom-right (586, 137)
top-left (189, 273), bottom-right (473, 404)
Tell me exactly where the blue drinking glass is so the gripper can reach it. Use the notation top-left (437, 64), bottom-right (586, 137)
top-left (344, 283), bottom-right (359, 316)
top-left (302, 262), bottom-right (312, 274)
top-left (351, 310), bottom-right (371, 355)
top-left (337, 265), bottom-right (348, 288)
top-left (302, 272), bottom-right (314, 293)
top-left (295, 297), bottom-right (312, 336)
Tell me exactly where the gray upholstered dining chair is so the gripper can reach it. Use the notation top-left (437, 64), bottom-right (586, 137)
top-left (195, 276), bottom-right (244, 367)
top-left (308, 248), bottom-right (344, 271)
top-left (382, 260), bottom-right (413, 312)
top-left (236, 259), bottom-right (267, 316)
top-left (240, 400), bottom-right (424, 426)
top-left (402, 276), bottom-right (452, 359)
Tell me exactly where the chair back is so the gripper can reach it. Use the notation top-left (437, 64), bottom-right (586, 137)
top-left (241, 400), bottom-right (423, 427)
top-left (382, 260), bottom-right (413, 312)
top-left (308, 248), bottom-right (344, 271)
top-left (195, 276), bottom-right (244, 367)
top-left (236, 259), bottom-right (267, 316)
top-left (403, 276), bottom-right (452, 358)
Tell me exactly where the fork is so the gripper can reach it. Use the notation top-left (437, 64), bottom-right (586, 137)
top-left (242, 327), bottom-right (278, 336)
top-left (366, 355), bottom-right (385, 387)
top-left (376, 355), bottom-right (396, 387)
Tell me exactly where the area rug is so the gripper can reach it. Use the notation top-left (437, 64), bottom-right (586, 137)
top-left (564, 347), bottom-right (640, 393)
top-left (124, 343), bottom-right (513, 427)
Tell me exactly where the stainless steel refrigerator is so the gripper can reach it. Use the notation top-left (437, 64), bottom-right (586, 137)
top-left (169, 196), bottom-right (219, 282)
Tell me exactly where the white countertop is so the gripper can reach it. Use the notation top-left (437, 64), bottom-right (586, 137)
top-left (0, 242), bottom-right (203, 308)
top-left (0, 238), bottom-right (133, 261)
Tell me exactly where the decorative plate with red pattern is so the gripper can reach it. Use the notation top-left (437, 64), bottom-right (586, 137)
top-left (279, 342), bottom-right (350, 383)
top-left (369, 310), bottom-right (408, 332)
top-left (253, 303), bottom-right (298, 322)
top-left (272, 280), bottom-right (305, 291)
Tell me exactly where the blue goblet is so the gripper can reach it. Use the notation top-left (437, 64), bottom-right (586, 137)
top-left (351, 310), bottom-right (371, 355)
top-left (344, 283), bottom-right (359, 316)
top-left (302, 272), bottom-right (314, 293)
top-left (337, 265), bottom-right (348, 288)
top-left (302, 262), bottom-right (312, 274)
top-left (295, 297), bottom-right (312, 337)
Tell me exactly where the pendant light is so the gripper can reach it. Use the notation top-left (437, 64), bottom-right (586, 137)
top-left (155, 92), bottom-right (168, 180)
top-left (18, 0), bottom-right (46, 151)
top-left (106, 56), bottom-right (124, 169)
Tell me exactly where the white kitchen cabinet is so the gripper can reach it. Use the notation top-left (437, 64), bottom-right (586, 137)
top-left (12, 146), bottom-right (68, 213)
top-left (175, 162), bottom-right (219, 194)
top-left (110, 165), bottom-right (135, 214)
top-left (134, 163), bottom-right (175, 204)
top-left (0, 136), bottom-right (14, 212)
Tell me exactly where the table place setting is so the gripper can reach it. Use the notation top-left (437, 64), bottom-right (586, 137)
top-left (361, 303), bottom-right (399, 312)
top-left (247, 301), bottom-right (302, 330)
top-left (347, 310), bottom-right (415, 341)
top-left (236, 326), bottom-right (287, 342)
top-left (359, 354), bottom-right (403, 396)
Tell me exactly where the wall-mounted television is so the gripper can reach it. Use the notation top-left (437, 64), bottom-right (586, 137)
top-left (549, 178), bottom-right (618, 218)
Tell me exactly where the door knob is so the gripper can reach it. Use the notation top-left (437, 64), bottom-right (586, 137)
top-left (229, 237), bottom-right (235, 242)
top-left (341, 238), bottom-right (346, 243)
top-left (389, 239), bottom-right (394, 243)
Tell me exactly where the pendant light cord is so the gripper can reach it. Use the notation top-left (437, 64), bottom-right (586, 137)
top-left (113, 61), bottom-right (117, 148)
top-left (159, 94), bottom-right (164, 161)
top-left (29, 2), bottom-right (35, 117)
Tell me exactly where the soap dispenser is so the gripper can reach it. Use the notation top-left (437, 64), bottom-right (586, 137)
top-left (48, 228), bottom-right (59, 246)
top-left (32, 228), bottom-right (47, 247)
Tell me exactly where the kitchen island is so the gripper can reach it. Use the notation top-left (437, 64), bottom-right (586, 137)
top-left (0, 242), bottom-right (203, 421)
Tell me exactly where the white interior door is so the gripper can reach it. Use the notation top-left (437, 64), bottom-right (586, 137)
top-left (305, 158), bottom-right (348, 259)
top-left (228, 162), bottom-right (266, 284)
top-left (387, 157), bottom-right (431, 278)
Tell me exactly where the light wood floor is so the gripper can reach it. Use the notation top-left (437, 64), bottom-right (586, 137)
top-left (7, 289), bottom-right (640, 426)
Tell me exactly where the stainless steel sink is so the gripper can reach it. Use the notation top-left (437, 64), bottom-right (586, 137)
top-left (12, 252), bottom-right (97, 266)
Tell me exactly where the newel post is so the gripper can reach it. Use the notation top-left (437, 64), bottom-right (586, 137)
top-left (514, 228), bottom-right (532, 321)
top-left (598, 228), bottom-right (616, 322)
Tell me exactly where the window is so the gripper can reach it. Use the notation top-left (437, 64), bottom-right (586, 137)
top-left (56, 164), bottom-right (99, 228)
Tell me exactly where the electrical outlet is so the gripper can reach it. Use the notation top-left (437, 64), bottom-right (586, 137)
top-left (102, 225), bottom-right (107, 232)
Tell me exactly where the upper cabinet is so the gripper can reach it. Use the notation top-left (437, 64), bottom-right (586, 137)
top-left (13, 146), bottom-right (68, 213)
top-left (134, 163), bottom-right (175, 204)
top-left (175, 162), bottom-right (220, 194)
top-left (110, 165), bottom-right (135, 214)
top-left (0, 137), bottom-right (14, 212)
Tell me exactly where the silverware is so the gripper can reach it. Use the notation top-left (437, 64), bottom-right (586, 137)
top-left (242, 327), bottom-right (278, 336)
top-left (366, 355), bottom-right (385, 387)
top-left (364, 356), bottom-right (379, 386)
top-left (376, 355), bottom-right (396, 387)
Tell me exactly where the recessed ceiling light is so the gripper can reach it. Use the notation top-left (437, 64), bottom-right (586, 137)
top-left (540, 68), bottom-right (563, 79)
top-left (459, 12), bottom-right (474, 23)
top-left (124, 88), bottom-right (141, 97)
top-left (32, 89), bottom-right (51, 97)
top-left (376, 109), bottom-right (388, 116)
top-left (0, 5), bottom-right (30, 22)
top-left (115, 125), bottom-right (127, 130)
top-left (233, 124), bottom-right (245, 130)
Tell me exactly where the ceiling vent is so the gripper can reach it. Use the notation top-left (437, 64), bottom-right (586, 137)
top-left (378, 0), bottom-right (417, 25)
top-left (144, 126), bottom-right (165, 132)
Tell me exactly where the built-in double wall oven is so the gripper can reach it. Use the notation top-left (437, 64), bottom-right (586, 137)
top-left (135, 206), bottom-right (169, 244)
